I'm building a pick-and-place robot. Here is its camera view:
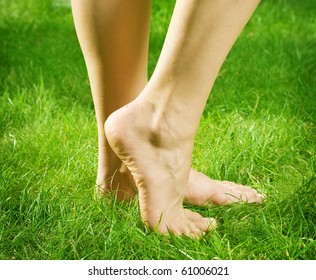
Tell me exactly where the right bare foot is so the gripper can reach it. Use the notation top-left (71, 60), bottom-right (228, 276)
top-left (105, 97), bottom-right (216, 236)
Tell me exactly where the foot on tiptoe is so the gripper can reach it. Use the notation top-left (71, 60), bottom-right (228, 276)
top-left (104, 97), bottom-right (216, 236)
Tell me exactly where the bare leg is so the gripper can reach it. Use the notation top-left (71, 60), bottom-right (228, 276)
top-left (106, 0), bottom-right (261, 235)
top-left (72, 0), bottom-right (263, 205)
top-left (71, 0), bottom-right (150, 200)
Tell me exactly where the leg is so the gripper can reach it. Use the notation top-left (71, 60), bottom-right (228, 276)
top-left (72, 0), bottom-right (264, 205)
top-left (71, 0), bottom-right (151, 200)
top-left (106, 0), bottom-right (261, 235)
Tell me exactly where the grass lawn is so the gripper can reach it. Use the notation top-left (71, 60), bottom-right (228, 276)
top-left (0, 0), bottom-right (315, 260)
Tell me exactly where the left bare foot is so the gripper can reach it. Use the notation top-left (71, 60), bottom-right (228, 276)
top-left (96, 163), bottom-right (137, 201)
top-left (185, 169), bottom-right (265, 206)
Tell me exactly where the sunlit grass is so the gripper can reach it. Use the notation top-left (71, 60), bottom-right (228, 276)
top-left (0, 0), bottom-right (315, 259)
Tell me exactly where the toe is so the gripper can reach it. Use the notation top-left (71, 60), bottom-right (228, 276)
top-left (242, 189), bottom-right (266, 204)
top-left (194, 217), bottom-right (216, 233)
top-left (221, 181), bottom-right (266, 204)
top-left (185, 210), bottom-right (217, 232)
top-left (183, 223), bottom-right (203, 238)
top-left (254, 192), bottom-right (266, 203)
top-left (205, 217), bottom-right (217, 230)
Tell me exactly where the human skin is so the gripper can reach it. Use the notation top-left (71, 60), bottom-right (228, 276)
top-left (72, 0), bottom-right (262, 236)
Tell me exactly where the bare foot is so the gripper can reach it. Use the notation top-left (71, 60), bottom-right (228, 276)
top-left (97, 163), bottom-right (264, 206)
top-left (185, 169), bottom-right (265, 206)
top-left (96, 163), bottom-right (137, 201)
top-left (105, 97), bottom-right (216, 236)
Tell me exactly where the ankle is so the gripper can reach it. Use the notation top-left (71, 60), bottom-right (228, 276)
top-left (134, 95), bottom-right (196, 146)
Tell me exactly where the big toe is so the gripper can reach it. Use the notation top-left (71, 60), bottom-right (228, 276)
top-left (185, 210), bottom-right (217, 233)
top-left (222, 181), bottom-right (265, 204)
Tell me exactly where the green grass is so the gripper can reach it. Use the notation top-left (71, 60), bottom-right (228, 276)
top-left (0, 0), bottom-right (315, 260)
